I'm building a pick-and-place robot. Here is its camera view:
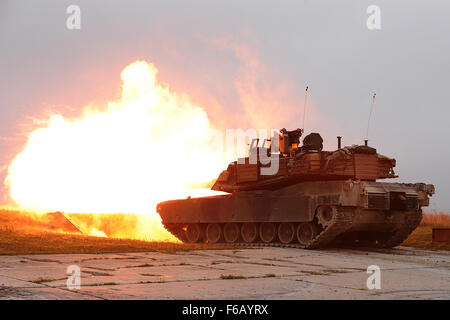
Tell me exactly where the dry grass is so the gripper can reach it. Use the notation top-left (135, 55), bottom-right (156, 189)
top-left (30, 277), bottom-right (61, 284)
top-left (220, 274), bottom-right (246, 280)
top-left (0, 228), bottom-right (230, 255)
top-left (401, 212), bottom-right (450, 251)
top-left (0, 209), bottom-right (234, 255)
top-left (1, 209), bottom-right (448, 254)
top-left (420, 212), bottom-right (450, 227)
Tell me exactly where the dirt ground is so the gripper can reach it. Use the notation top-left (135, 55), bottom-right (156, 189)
top-left (0, 246), bottom-right (448, 300)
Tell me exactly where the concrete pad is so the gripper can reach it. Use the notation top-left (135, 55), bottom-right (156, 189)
top-left (0, 275), bottom-right (45, 288)
top-left (0, 246), bottom-right (448, 299)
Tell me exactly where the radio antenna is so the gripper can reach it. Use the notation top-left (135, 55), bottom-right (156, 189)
top-left (365, 93), bottom-right (376, 141)
top-left (302, 85), bottom-right (309, 133)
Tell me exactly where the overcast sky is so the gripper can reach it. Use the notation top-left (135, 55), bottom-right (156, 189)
top-left (1, 0), bottom-right (449, 211)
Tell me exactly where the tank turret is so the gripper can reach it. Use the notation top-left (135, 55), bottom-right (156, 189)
top-left (212, 130), bottom-right (397, 193)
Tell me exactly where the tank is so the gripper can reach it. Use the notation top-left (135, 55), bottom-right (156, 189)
top-left (157, 128), bottom-right (435, 248)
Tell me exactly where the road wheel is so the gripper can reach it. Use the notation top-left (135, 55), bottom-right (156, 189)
top-left (224, 223), bottom-right (240, 243)
top-left (317, 206), bottom-right (336, 228)
top-left (297, 222), bottom-right (319, 246)
top-left (206, 223), bottom-right (222, 244)
top-left (278, 222), bottom-right (296, 244)
top-left (185, 223), bottom-right (203, 243)
top-left (259, 223), bottom-right (277, 243)
top-left (241, 223), bottom-right (258, 243)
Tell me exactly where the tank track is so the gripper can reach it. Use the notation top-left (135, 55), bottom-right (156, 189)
top-left (163, 223), bottom-right (187, 243)
top-left (377, 209), bottom-right (423, 248)
top-left (163, 208), bottom-right (423, 249)
top-left (307, 207), bottom-right (355, 248)
top-left (164, 207), bottom-right (422, 249)
top-left (162, 207), bottom-right (355, 249)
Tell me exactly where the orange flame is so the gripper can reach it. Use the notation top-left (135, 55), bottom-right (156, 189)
top-left (5, 61), bottom-right (227, 240)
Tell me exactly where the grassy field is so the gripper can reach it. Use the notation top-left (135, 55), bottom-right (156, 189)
top-left (0, 228), bottom-right (228, 255)
top-left (0, 209), bottom-right (449, 255)
top-left (0, 210), bottom-right (231, 255)
top-left (402, 212), bottom-right (450, 251)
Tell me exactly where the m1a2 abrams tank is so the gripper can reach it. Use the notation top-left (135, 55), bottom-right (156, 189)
top-left (157, 128), bottom-right (435, 249)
